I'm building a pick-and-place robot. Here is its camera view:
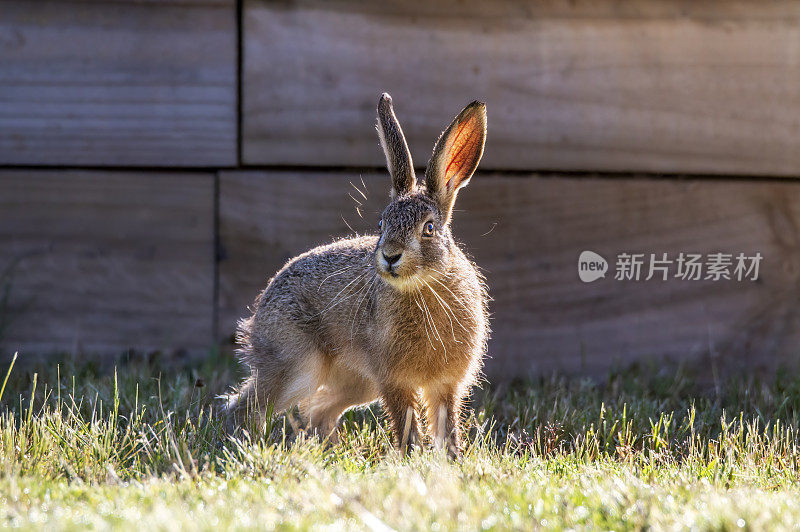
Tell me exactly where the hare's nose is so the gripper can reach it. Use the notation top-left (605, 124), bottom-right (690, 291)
top-left (382, 251), bottom-right (402, 266)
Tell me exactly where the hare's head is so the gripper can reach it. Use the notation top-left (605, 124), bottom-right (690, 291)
top-left (374, 93), bottom-right (486, 290)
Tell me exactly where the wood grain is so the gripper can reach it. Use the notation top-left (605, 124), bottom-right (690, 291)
top-left (219, 170), bottom-right (800, 379)
top-left (0, 171), bottom-right (215, 356)
top-left (243, 0), bottom-right (800, 175)
top-left (0, 0), bottom-right (236, 167)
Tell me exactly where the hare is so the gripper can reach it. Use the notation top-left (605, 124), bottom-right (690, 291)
top-left (225, 93), bottom-right (489, 457)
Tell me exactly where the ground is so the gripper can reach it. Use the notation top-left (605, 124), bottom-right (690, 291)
top-left (2, 351), bottom-right (800, 530)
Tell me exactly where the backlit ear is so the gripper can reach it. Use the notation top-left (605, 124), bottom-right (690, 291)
top-left (376, 93), bottom-right (415, 197)
top-left (425, 101), bottom-right (486, 224)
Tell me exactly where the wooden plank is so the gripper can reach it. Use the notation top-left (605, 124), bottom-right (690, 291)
top-left (243, 0), bottom-right (800, 175)
top-left (219, 170), bottom-right (800, 379)
top-left (0, 0), bottom-right (236, 167)
top-left (0, 171), bottom-right (215, 356)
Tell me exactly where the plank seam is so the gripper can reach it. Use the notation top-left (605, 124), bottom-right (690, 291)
top-left (1, 164), bottom-right (799, 184)
top-left (213, 171), bottom-right (221, 343)
top-left (236, 0), bottom-right (244, 166)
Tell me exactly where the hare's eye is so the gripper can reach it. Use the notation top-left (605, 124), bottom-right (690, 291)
top-left (378, 219), bottom-right (383, 230)
top-left (422, 221), bottom-right (435, 237)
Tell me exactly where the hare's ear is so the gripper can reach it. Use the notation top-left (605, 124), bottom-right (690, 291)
top-left (425, 101), bottom-right (486, 224)
top-left (376, 93), bottom-right (415, 197)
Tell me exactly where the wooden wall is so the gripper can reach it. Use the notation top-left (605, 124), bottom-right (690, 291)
top-left (0, 171), bottom-right (214, 354)
top-left (243, 0), bottom-right (800, 175)
top-left (2, 0), bottom-right (800, 378)
top-left (0, 0), bottom-right (237, 166)
top-left (219, 171), bottom-right (800, 379)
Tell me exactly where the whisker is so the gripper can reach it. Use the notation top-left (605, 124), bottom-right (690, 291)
top-left (421, 277), bottom-right (466, 340)
top-left (317, 270), bottom-right (369, 316)
top-left (421, 277), bottom-right (455, 338)
top-left (347, 191), bottom-right (363, 207)
top-left (341, 215), bottom-right (356, 235)
top-left (350, 273), bottom-right (378, 345)
top-left (415, 278), bottom-right (446, 360)
top-left (413, 287), bottom-right (436, 351)
top-left (351, 180), bottom-right (368, 201)
top-left (427, 272), bottom-right (481, 327)
top-left (318, 264), bottom-right (358, 291)
top-left (428, 272), bottom-right (473, 311)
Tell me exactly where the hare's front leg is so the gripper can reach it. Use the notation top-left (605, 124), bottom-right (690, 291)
top-left (380, 386), bottom-right (422, 454)
top-left (425, 387), bottom-right (464, 458)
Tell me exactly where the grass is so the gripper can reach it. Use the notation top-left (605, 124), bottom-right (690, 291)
top-left (3, 352), bottom-right (800, 530)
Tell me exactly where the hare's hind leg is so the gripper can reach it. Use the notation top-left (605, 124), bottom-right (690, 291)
top-left (224, 347), bottom-right (324, 432)
top-left (223, 373), bottom-right (265, 431)
top-left (302, 368), bottom-right (378, 443)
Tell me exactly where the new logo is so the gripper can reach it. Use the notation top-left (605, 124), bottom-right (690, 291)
top-left (578, 251), bottom-right (608, 283)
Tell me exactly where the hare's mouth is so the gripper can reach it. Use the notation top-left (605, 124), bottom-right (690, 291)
top-left (378, 268), bottom-right (405, 281)
top-left (381, 274), bottom-right (419, 292)
top-left (378, 267), bottom-right (425, 292)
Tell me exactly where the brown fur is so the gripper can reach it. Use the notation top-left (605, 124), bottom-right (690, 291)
top-left (224, 93), bottom-right (489, 457)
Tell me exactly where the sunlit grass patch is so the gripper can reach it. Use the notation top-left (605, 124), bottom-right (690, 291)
top-left (2, 352), bottom-right (800, 529)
